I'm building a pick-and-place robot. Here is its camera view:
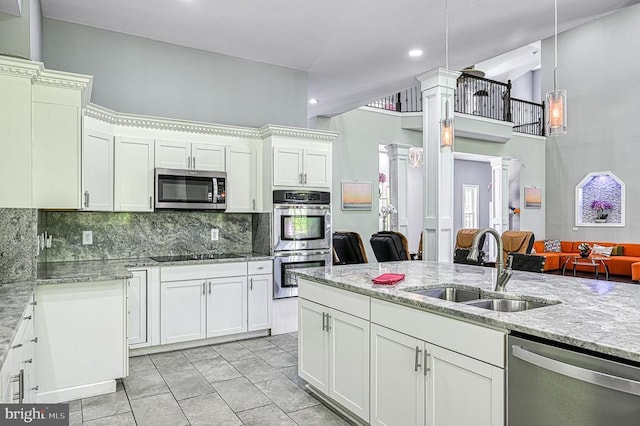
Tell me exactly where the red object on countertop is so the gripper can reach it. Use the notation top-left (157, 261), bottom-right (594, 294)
top-left (372, 273), bottom-right (405, 285)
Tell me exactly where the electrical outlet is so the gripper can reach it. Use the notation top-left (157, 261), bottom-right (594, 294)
top-left (573, 227), bottom-right (578, 231)
top-left (82, 230), bottom-right (93, 245)
top-left (211, 228), bottom-right (219, 241)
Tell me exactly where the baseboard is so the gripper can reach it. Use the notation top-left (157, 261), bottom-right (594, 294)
top-left (37, 380), bottom-right (116, 403)
top-left (129, 329), bottom-right (270, 356)
top-left (305, 385), bottom-right (366, 426)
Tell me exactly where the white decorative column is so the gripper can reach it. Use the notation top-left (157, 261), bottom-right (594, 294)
top-left (417, 68), bottom-right (460, 262)
top-left (385, 144), bottom-right (411, 237)
top-left (489, 157), bottom-right (510, 258)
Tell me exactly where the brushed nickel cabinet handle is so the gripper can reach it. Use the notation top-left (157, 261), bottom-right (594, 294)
top-left (414, 346), bottom-right (422, 372)
top-left (208, 282), bottom-right (212, 295)
top-left (84, 191), bottom-right (90, 207)
top-left (193, 156), bottom-right (196, 169)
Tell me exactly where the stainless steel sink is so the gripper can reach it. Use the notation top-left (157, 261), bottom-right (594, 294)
top-left (407, 287), bottom-right (481, 302)
top-left (463, 298), bottom-right (558, 312)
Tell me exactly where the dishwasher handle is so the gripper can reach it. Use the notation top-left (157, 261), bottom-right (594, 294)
top-left (512, 345), bottom-right (640, 397)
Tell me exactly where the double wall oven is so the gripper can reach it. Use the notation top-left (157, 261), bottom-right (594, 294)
top-left (272, 190), bottom-right (331, 299)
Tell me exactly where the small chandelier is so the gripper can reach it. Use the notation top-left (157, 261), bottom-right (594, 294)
top-left (408, 148), bottom-right (424, 168)
top-left (440, 0), bottom-right (454, 148)
top-left (546, 0), bottom-right (567, 136)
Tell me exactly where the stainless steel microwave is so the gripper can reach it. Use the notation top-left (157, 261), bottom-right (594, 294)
top-left (155, 168), bottom-right (227, 210)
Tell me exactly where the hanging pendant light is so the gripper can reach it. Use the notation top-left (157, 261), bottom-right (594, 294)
top-left (441, 0), bottom-right (454, 148)
top-left (546, 0), bottom-right (567, 136)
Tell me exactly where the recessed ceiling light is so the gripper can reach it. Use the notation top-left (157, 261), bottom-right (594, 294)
top-left (409, 49), bottom-right (423, 57)
top-left (309, 98), bottom-right (319, 105)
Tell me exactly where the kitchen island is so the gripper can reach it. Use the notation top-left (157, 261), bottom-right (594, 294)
top-left (293, 260), bottom-right (640, 426)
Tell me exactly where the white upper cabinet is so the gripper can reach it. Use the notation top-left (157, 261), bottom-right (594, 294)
top-left (32, 88), bottom-right (82, 209)
top-left (155, 139), bottom-right (226, 171)
top-left (114, 137), bottom-right (154, 212)
top-left (225, 145), bottom-right (258, 212)
top-left (0, 61), bottom-right (35, 208)
top-left (82, 129), bottom-right (114, 211)
top-left (273, 146), bottom-right (331, 188)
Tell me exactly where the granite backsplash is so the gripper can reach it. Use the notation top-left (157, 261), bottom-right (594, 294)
top-left (39, 211), bottom-right (272, 262)
top-left (0, 208), bottom-right (38, 283)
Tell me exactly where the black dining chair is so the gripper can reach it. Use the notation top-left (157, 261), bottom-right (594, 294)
top-left (370, 231), bottom-right (410, 262)
top-left (333, 232), bottom-right (368, 265)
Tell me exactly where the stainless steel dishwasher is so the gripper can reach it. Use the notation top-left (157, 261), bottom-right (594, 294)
top-left (508, 334), bottom-right (640, 426)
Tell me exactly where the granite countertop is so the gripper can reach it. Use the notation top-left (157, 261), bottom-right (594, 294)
top-left (293, 261), bottom-right (640, 363)
top-left (0, 281), bottom-right (37, 365)
top-left (36, 253), bottom-right (273, 284)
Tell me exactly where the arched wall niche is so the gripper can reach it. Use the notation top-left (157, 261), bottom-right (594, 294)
top-left (575, 171), bottom-right (625, 227)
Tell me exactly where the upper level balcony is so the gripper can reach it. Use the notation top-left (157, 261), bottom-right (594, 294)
top-left (366, 73), bottom-right (545, 137)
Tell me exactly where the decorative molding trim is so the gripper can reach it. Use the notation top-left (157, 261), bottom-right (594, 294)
top-left (0, 57), bottom-right (42, 79)
top-left (259, 124), bottom-right (338, 141)
top-left (0, 56), bottom-right (93, 106)
top-left (85, 104), bottom-right (262, 139)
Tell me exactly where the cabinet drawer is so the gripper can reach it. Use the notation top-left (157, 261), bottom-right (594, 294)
top-left (248, 261), bottom-right (272, 275)
top-left (299, 279), bottom-right (369, 320)
top-left (371, 298), bottom-right (505, 368)
top-left (161, 262), bottom-right (248, 282)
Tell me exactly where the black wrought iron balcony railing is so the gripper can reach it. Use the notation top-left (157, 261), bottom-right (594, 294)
top-left (366, 74), bottom-right (545, 137)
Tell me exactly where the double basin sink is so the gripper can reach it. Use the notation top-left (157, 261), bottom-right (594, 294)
top-left (406, 286), bottom-right (559, 312)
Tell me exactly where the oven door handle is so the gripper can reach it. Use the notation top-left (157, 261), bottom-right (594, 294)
top-left (274, 250), bottom-right (330, 257)
top-left (512, 345), bottom-right (640, 397)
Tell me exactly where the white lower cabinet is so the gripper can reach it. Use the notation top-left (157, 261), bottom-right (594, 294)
top-left (299, 298), bottom-right (370, 422)
top-left (0, 302), bottom-right (36, 404)
top-left (159, 262), bottom-right (275, 345)
top-left (370, 324), bottom-right (425, 426)
top-left (370, 324), bottom-right (504, 426)
top-left (128, 270), bottom-right (148, 346)
top-left (160, 279), bottom-right (207, 344)
top-left (206, 277), bottom-right (248, 338)
top-left (35, 280), bottom-right (128, 403)
top-left (298, 279), bottom-right (505, 426)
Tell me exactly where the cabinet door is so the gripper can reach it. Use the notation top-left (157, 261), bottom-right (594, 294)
top-left (225, 146), bottom-right (257, 212)
top-left (155, 140), bottom-right (190, 169)
top-left (0, 74), bottom-right (32, 207)
top-left (82, 129), bottom-right (114, 211)
top-left (32, 101), bottom-right (81, 209)
top-left (128, 270), bottom-right (148, 346)
top-left (298, 299), bottom-right (329, 393)
top-left (329, 309), bottom-right (370, 422)
top-left (206, 277), bottom-right (248, 338)
top-left (160, 280), bottom-right (207, 344)
top-left (114, 137), bottom-right (154, 212)
top-left (303, 148), bottom-right (331, 188)
top-left (426, 344), bottom-right (504, 426)
top-left (193, 143), bottom-right (225, 171)
top-left (247, 274), bottom-right (272, 331)
top-left (370, 324), bottom-right (425, 426)
top-left (273, 146), bottom-right (304, 187)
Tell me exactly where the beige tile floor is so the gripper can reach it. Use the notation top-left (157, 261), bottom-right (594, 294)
top-left (65, 333), bottom-right (351, 425)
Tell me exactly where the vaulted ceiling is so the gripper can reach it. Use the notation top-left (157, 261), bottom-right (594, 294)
top-left (40, 0), bottom-right (640, 117)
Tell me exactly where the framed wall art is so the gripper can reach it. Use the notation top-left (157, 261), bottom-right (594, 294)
top-left (341, 181), bottom-right (373, 211)
top-left (524, 187), bottom-right (542, 209)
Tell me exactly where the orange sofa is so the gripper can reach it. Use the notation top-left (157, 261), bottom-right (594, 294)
top-left (533, 240), bottom-right (640, 277)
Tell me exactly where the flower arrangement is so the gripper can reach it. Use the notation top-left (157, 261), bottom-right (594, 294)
top-left (590, 200), bottom-right (613, 220)
top-left (378, 173), bottom-right (387, 184)
top-left (577, 242), bottom-right (591, 252)
top-left (577, 242), bottom-right (591, 258)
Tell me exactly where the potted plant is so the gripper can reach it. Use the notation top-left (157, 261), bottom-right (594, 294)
top-left (577, 242), bottom-right (591, 258)
top-left (590, 200), bottom-right (613, 223)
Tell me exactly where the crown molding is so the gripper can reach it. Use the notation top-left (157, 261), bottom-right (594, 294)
top-left (0, 56), bottom-right (93, 106)
top-left (0, 56), bottom-right (43, 79)
top-left (85, 104), bottom-right (262, 138)
top-left (259, 124), bottom-right (338, 141)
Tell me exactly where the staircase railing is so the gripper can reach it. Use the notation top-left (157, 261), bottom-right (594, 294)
top-left (365, 74), bottom-right (545, 136)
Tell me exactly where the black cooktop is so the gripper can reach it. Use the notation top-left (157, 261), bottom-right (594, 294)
top-left (150, 253), bottom-right (245, 262)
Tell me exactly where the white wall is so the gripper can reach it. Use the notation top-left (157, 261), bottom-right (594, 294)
top-left (42, 18), bottom-right (308, 128)
top-left (454, 133), bottom-right (546, 239)
top-left (542, 3), bottom-right (640, 242)
top-left (0, 0), bottom-right (32, 59)
top-left (317, 107), bottom-right (422, 261)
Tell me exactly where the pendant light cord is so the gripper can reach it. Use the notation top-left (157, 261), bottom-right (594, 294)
top-left (445, 0), bottom-right (449, 72)
top-left (554, 0), bottom-right (558, 91)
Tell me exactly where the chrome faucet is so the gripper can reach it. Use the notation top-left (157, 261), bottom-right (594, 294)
top-left (466, 228), bottom-right (513, 292)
